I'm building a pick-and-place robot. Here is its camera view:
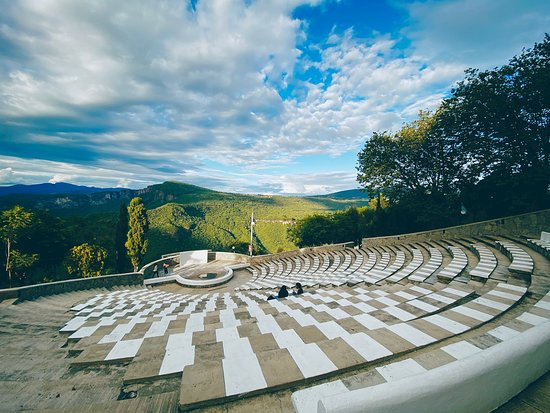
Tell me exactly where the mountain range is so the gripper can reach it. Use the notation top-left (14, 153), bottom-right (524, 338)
top-left (0, 181), bottom-right (370, 259)
top-left (0, 182), bottom-right (366, 199)
top-left (0, 182), bottom-right (126, 196)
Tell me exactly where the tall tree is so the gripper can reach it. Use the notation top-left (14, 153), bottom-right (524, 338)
top-left (436, 34), bottom-right (550, 214)
top-left (0, 205), bottom-right (36, 287)
top-left (115, 202), bottom-right (130, 273)
top-left (126, 197), bottom-right (149, 271)
top-left (357, 110), bottom-right (463, 198)
top-left (66, 243), bottom-right (107, 278)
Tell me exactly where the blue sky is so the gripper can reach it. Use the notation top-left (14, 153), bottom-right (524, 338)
top-left (0, 0), bottom-right (548, 194)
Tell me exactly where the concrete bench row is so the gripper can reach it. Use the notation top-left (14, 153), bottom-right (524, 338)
top-left (469, 243), bottom-right (498, 281)
top-left (240, 239), bottom-right (536, 290)
top-left (496, 240), bottom-right (534, 274)
top-left (528, 232), bottom-right (550, 259)
top-left (292, 288), bottom-right (549, 413)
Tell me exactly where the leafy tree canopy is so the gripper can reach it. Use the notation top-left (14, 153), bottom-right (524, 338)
top-left (66, 243), bottom-right (107, 278)
top-left (126, 197), bottom-right (149, 271)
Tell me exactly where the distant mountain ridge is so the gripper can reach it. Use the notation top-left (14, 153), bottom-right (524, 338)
top-left (0, 182), bottom-right (127, 196)
top-left (311, 189), bottom-right (369, 200)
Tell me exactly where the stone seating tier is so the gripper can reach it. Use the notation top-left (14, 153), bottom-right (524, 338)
top-left (61, 280), bottom-right (527, 411)
top-left (292, 289), bottom-right (550, 413)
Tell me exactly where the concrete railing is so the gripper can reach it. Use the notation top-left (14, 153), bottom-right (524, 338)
top-left (317, 322), bottom-right (550, 413)
top-left (145, 263), bottom-right (249, 289)
top-left (140, 256), bottom-right (179, 279)
top-left (362, 209), bottom-right (550, 247)
top-left (0, 272), bottom-right (143, 302)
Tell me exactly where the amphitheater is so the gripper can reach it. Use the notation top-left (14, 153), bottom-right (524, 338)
top-left (1, 210), bottom-right (550, 412)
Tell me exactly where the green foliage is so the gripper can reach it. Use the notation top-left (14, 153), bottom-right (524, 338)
top-left (435, 34), bottom-right (550, 216)
top-left (287, 207), bottom-right (370, 247)
top-left (115, 202), bottom-right (130, 273)
top-left (126, 197), bottom-right (149, 271)
top-left (66, 243), bottom-right (107, 278)
top-left (356, 35), bottom-right (550, 234)
top-left (0, 205), bottom-right (36, 286)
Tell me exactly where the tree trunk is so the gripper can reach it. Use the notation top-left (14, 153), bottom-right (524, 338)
top-left (6, 237), bottom-right (11, 288)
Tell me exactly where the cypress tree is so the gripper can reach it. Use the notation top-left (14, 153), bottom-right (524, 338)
top-left (125, 197), bottom-right (149, 272)
top-left (115, 202), bottom-right (129, 273)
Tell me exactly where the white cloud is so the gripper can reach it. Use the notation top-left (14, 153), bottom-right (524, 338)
top-left (0, 167), bottom-right (16, 184)
top-left (1, 0), bottom-right (547, 195)
top-left (404, 0), bottom-right (550, 69)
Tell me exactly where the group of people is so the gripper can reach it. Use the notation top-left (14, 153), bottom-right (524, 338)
top-left (152, 262), bottom-right (170, 278)
top-left (267, 282), bottom-right (303, 300)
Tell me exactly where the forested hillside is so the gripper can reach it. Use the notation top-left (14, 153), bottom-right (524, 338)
top-left (0, 181), bottom-right (368, 287)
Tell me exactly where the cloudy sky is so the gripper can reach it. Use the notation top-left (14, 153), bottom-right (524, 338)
top-left (0, 0), bottom-right (548, 194)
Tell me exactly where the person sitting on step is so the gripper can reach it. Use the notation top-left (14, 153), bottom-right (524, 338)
top-left (267, 285), bottom-right (289, 300)
top-left (293, 282), bottom-right (303, 295)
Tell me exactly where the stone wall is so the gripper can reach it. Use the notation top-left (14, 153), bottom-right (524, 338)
top-left (362, 209), bottom-right (550, 247)
top-left (0, 272), bottom-right (143, 302)
top-left (213, 252), bottom-right (251, 263)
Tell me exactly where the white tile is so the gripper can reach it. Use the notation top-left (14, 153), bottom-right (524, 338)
top-left (487, 290), bottom-right (519, 301)
top-left (144, 316), bottom-right (174, 339)
top-left (410, 286), bottom-right (432, 295)
top-left (272, 329), bottom-right (304, 349)
top-left (184, 313), bottom-right (205, 333)
top-left (353, 302), bottom-right (376, 313)
top-left (219, 309), bottom-right (241, 328)
top-left (474, 297), bottom-right (509, 311)
top-left (105, 338), bottom-right (144, 361)
top-left (353, 314), bottom-right (387, 330)
top-left (497, 283), bottom-right (526, 293)
top-left (428, 293), bottom-right (454, 304)
top-left (256, 314), bottom-right (283, 335)
top-left (441, 341), bottom-right (481, 359)
top-left (325, 307), bottom-right (350, 320)
top-left (442, 287), bottom-right (470, 298)
top-left (60, 316), bottom-right (87, 332)
top-left (223, 350), bottom-right (267, 395)
top-left (165, 332), bottom-right (193, 351)
top-left (452, 305), bottom-right (492, 322)
top-left (394, 291), bottom-right (417, 301)
top-left (407, 299), bottom-right (439, 313)
top-left (68, 324), bottom-right (101, 339)
top-left (387, 323), bottom-right (436, 346)
top-left (375, 296), bottom-right (400, 307)
top-left (159, 345), bottom-right (195, 375)
top-left (376, 358), bottom-right (426, 381)
top-left (286, 343), bottom-right (337, 378)
top-left (382, 306), bottom-right (415, 321)
top-left (316, 321), bottom-right (348, 340)
top-left (424, 314), bottom-right (469, 334)
top-left (215, 327), bottom-right (240, 342)
top-left (98, 322), bottom-right (136, 344)
top-left (341, 332), bottom-right (392, 361)
top-left (517, 312), bottom-right (549, 326)
top-left (488, 325), bottom-right (521, 341)
top-left (292, 380), bottom-right (348, 413)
